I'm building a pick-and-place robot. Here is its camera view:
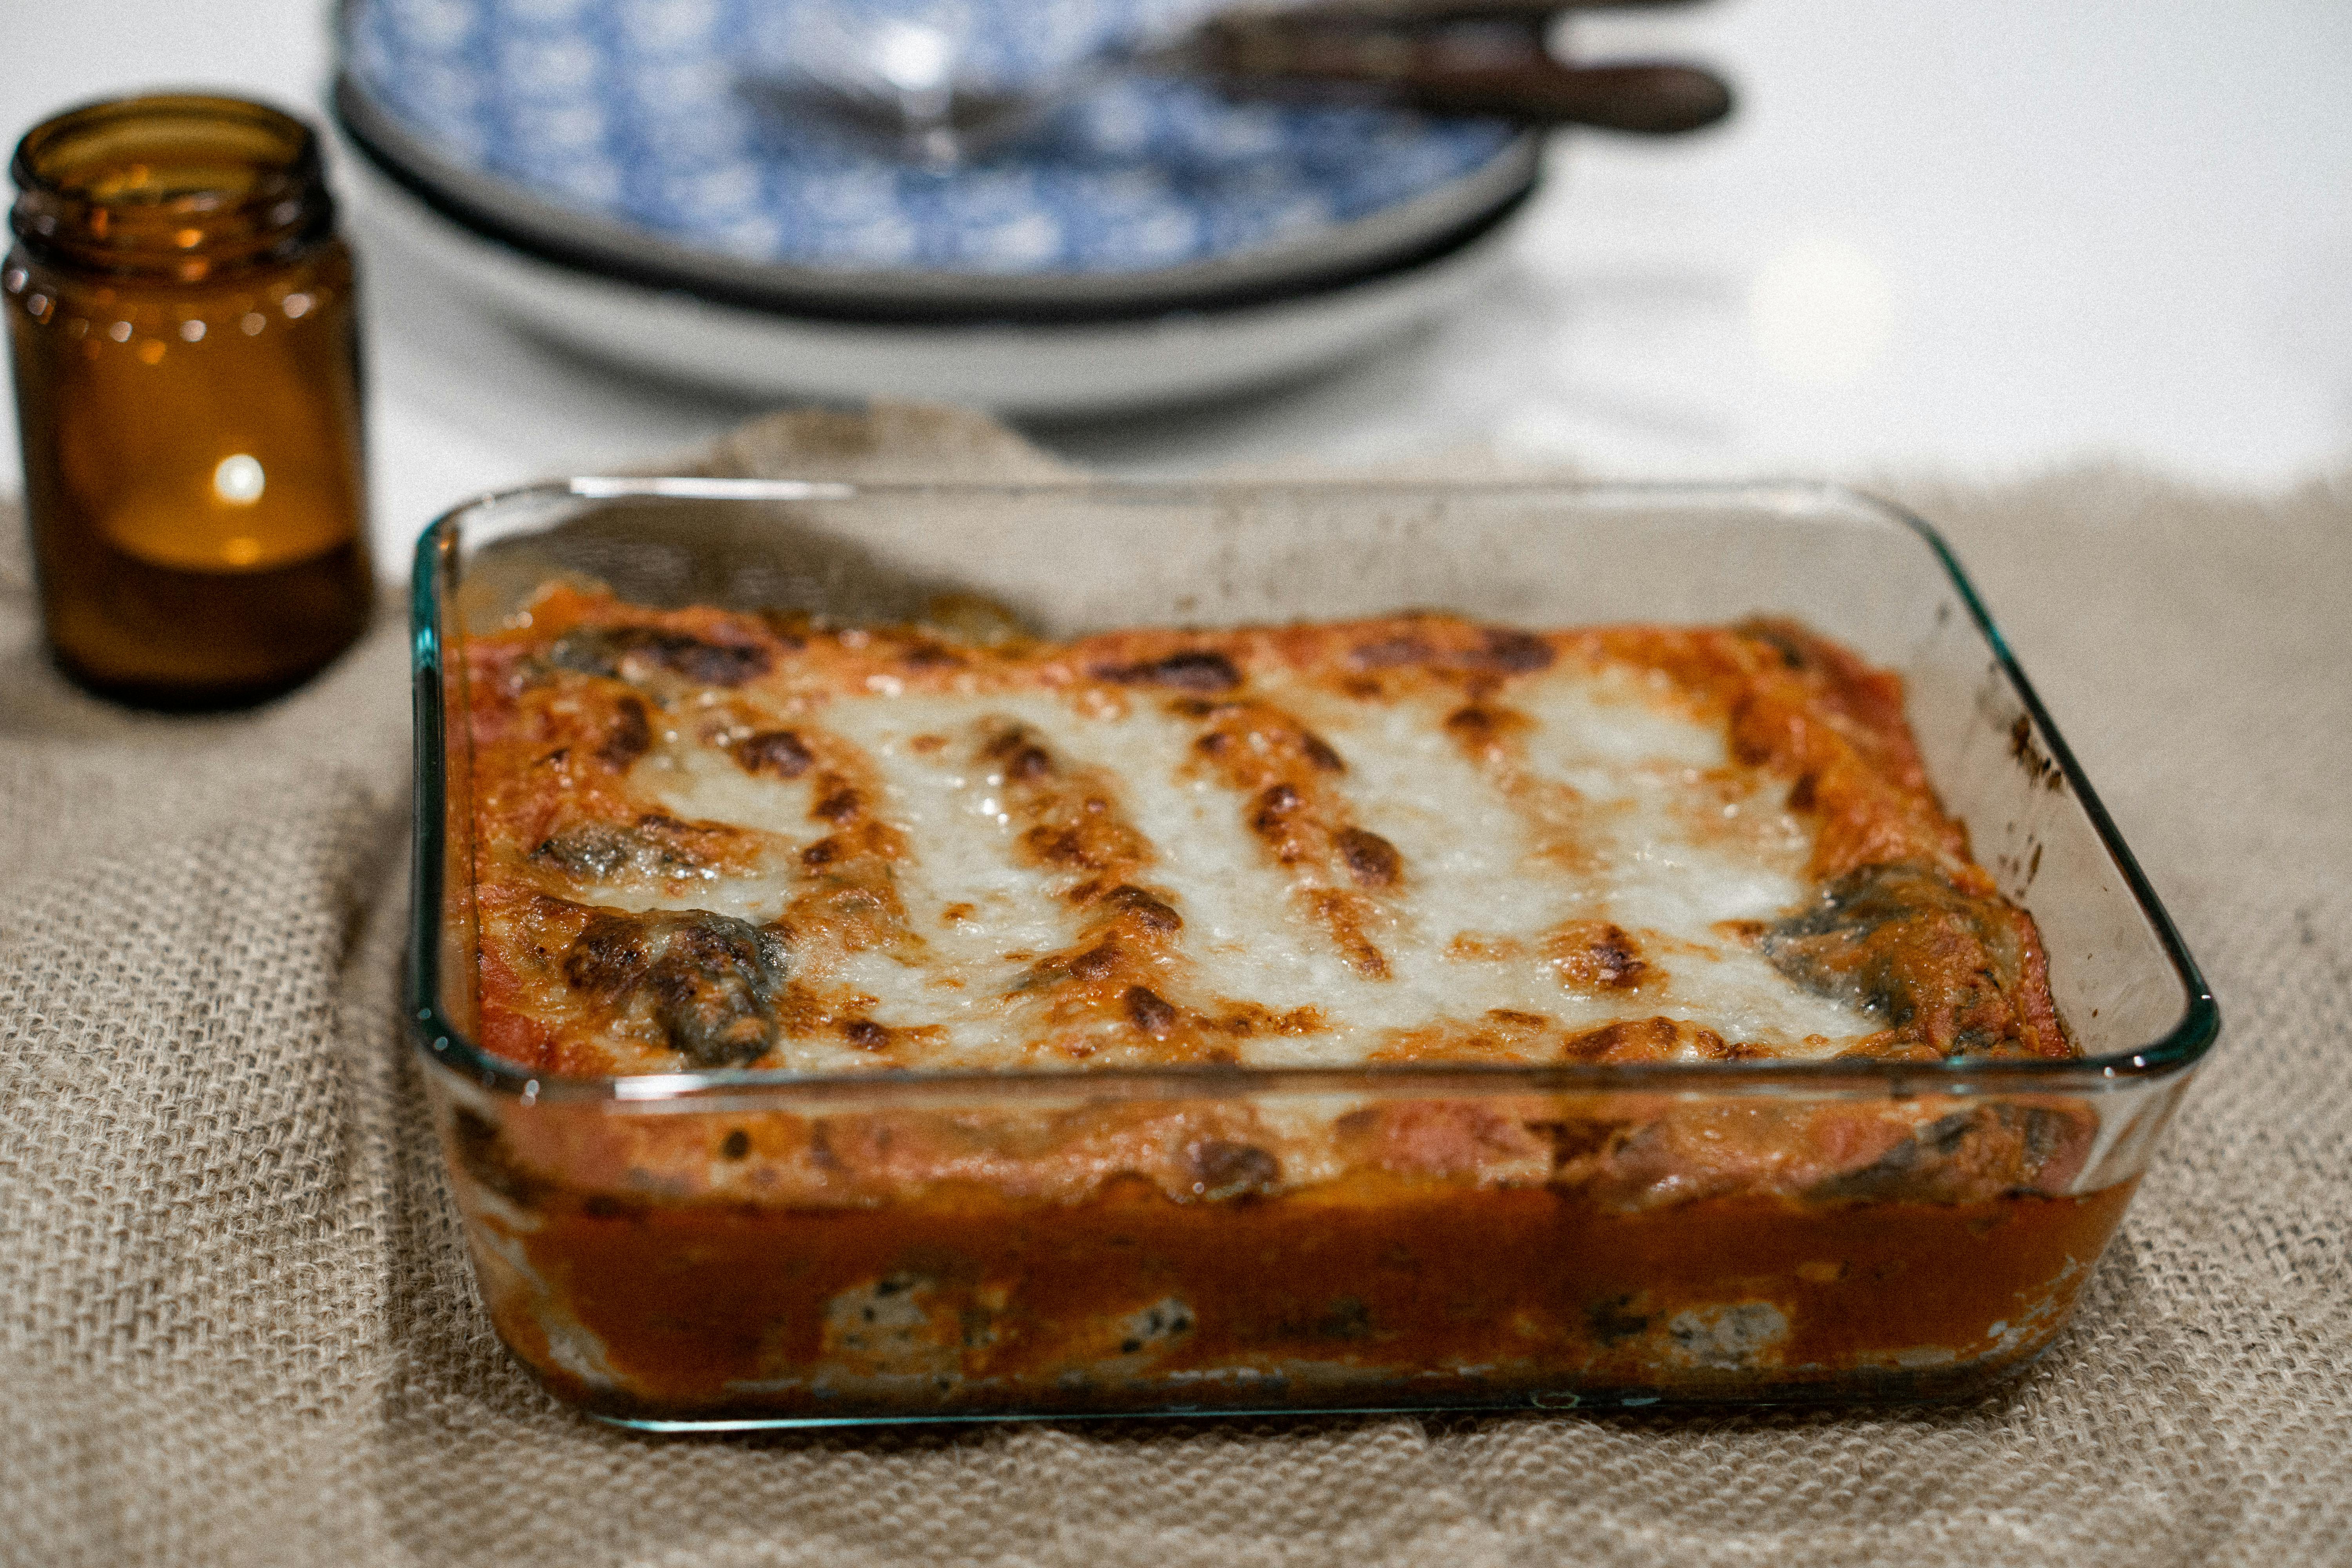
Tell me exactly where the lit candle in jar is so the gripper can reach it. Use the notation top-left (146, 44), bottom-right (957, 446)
top-left (5, 93), bottom-right (373, 708)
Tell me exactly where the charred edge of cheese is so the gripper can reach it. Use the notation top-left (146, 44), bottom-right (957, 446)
top-left (546, 622), bottom-right (774, 688)
top-left (1092, 649), bottom-right (1243, 693)
top-left (1180, 695), bottom-right (1405, 979)
top-left (1714, 619), bottom-right (1972, 887)
top-left (1341, 623), bottom-right (1556, 679)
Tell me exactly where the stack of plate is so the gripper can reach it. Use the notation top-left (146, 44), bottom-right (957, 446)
top-left (334, 0), bottom-right (1541, 414)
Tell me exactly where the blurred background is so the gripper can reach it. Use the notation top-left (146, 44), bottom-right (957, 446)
top-left (5, 0), bottom-right (2350, 573)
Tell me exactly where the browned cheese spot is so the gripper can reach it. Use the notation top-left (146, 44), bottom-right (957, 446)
top-left (597, 695), bottom-right (652, 770)
top-left (1102, 884), bottom-right (1183, 932)
top-left (1307, 889), bottom-right (1391, 981)
top-left (1445, 701), bottom-right (1598, 874)
top-left (983, 722), bottom-right (1159, 895)
top-left (1092, 648), bottom-right (1243, 692)
top-left (977, 720), bottom-right (1227, 1059)
top-left (1561, 1015), bottom-right (1724, 1063)
top-left (733, 728), bottom-right (814, 778)
top-left (1367, 1007), bottom-right (1558, 1063)
top-left (1479, 628), bottom-right (1556, 674)
top-left (1334, 827), bottom-right (1402, 889)
top-left (1204, 1001), bottom-right (1325, 1040)
top-left (758, 724), bottom-right (924, 1050)
top-left (1067, 944), bottom-right (1120, 981)
top-left (1343, 624), bottom-right (1553, 679)
top-left (1181, 696), bottom-right (1408, 979)
top-left (896, 637), bottom-right (966, 671)
top-left (1252, 783), bottom-right (1308, 864)
top-left (1125, 985), bottom-right (1178, 1037)
top-left (1543, 920), bottom-right (1655, 993)
top-left (750, 608), bottom-right (812, 648)
top-left (1446, 932), bottom-right (1527, 962)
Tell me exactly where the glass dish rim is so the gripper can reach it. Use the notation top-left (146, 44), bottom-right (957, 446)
top-left (407, 475), bottom-right (2220, 1107)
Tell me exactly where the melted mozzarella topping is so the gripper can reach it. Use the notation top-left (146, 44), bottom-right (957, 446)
top-left (622, 657), bottom-right (1873, 1070)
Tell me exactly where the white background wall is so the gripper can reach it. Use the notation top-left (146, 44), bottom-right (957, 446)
top-left (5, 0), bottom-right (2348, 569)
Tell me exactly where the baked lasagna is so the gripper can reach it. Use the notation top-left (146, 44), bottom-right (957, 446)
top-left (446, 586), bottom-right (2110, 1419)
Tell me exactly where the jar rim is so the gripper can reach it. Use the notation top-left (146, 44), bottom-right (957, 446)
top-left (9, 93), bottom-right (332, 277)
top-left (12, 92), bottom-right (320, 205)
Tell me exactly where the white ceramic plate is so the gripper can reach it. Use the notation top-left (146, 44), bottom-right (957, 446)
top-left (341, 140), bottom-right (1533, 416)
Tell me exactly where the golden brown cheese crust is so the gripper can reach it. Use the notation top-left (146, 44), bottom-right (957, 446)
top-left (463, 587), bottom-right (2065, 1092)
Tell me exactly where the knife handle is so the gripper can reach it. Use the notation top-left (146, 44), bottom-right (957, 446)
top-left (1196, 23), bottom-right (1734, 134)
top-left (1374, 59), bottom-right (1732, 131)
top-left (1277, 0), bottom-right (1701, 24)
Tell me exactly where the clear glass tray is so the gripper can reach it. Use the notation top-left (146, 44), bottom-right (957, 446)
top-left (410, 478), bottom-right (2216, 1429)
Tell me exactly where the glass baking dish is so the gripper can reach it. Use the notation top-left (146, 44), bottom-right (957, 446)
top-left (408, 478), bottom-right (2216, 1430)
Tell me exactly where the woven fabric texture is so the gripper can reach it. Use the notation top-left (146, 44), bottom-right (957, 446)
top-left (1, 407), bottom-right (2345, 1567)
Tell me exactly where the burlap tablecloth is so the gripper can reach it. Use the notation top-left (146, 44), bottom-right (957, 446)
top-left (2, 406), bottom-right (2345, 1567)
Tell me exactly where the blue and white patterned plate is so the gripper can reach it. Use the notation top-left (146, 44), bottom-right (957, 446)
top-left (338, 0), bottom-right (1537, 314)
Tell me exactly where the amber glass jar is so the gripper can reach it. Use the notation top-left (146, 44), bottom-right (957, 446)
top-left (5, 94), bottom-right (372, 707)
